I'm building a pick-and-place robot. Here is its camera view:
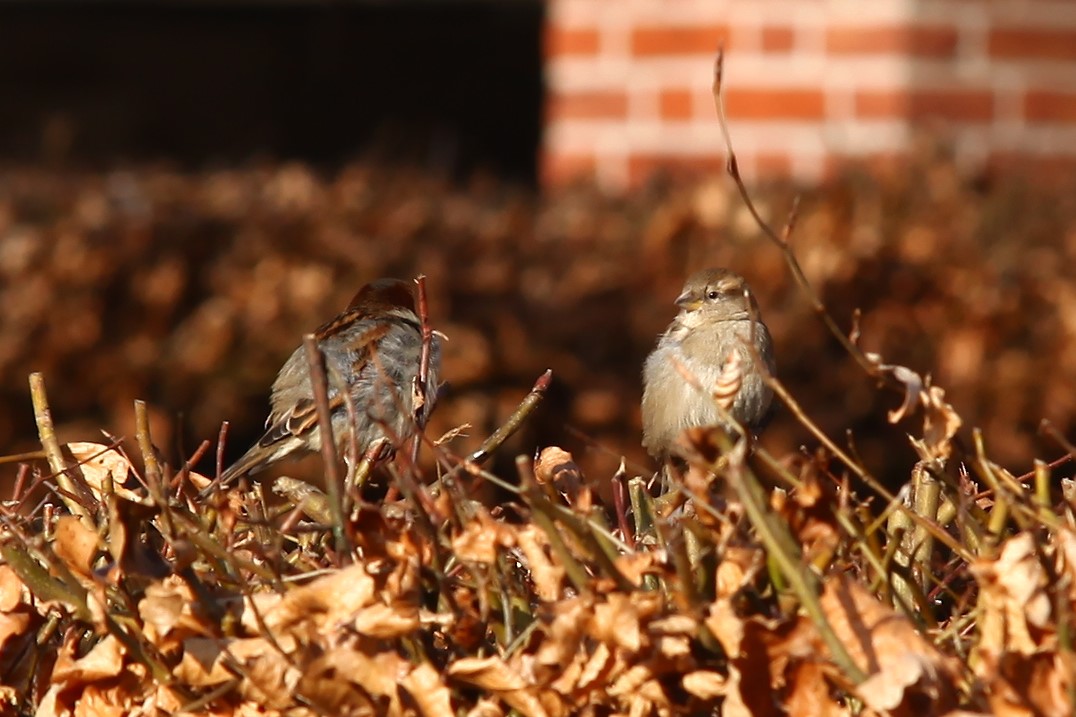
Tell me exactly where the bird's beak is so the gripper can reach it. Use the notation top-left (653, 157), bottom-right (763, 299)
top-left (675, 290), bottom-right (701, 311)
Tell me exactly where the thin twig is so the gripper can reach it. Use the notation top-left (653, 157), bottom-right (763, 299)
top-left (469, 369), bottom-right (553, 465)
top-left (711, 52), bottom-right (887, 384)
top-left (766, 376), bottom-right (972, 562)
top-left (611, 459), bottom-right (635, 549)
top-left (411, 274), bottom-right (434, 467)
top-left (302, 334), bottom-right (352, 562)
top-left (28, 373), bottom-right (95, 528)
top-left (707, 436), bottom-right (869, 683)
top-left (215, 421), bottom-right (229, 486)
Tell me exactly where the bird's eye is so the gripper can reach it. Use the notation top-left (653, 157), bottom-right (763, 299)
top-left (707, 290), bottom-right (720, 300)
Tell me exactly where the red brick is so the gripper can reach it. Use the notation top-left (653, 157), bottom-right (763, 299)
top-left (761, 26), bottom-right (795, 53)
top-left (659, 89), bottom-right (695, 120)
top-left (827, 25), bottom-right (959, 57)
top-left (541, 153), bottom-right (597, 186)
top-left (631, 25), bottom-right (731, 56)
top-left (724, 89), bottom-right (826, 120)
top-left (546, 91), bottom-right (629, 121)
top-left (1024, 91), bottom-right (1076, 121)
top-left (855, 90), bottom-right (994, 121)
top-left (989, 29), bottom-right (1076, 60)
top-left (752, 153), bottom-right (793, 176)
top-left (544, 25), bottom-right (601, 56)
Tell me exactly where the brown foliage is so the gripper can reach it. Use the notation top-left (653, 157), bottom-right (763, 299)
top-left (3, 158), bottom-right (1076, 715)
top-left (1, 159), bottom-right (1076, 486)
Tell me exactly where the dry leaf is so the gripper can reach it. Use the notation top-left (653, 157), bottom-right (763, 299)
top-left (712, 351), bottom-right (743, 413)
top-left (52, 635), bottom-right (125, 684)
top-left (864, 356), bottom-right (962, 461)
top-left (0, 565), bottom-right (28, 612)
top-left (681, 670), bottom-right (726, 700)
top-left (535, 596), bottom-right (588, 669)
top-left (590, 593), bottom-right (642, 653)
top-left (786, 660), bottom-right (849, 717)
top-left (919, 382), bottom-right (962, 462)
top-left (971, 533), bottom-right (1051, 658)
top-left (138, 577), bottom-right (207, 649)
top-left (516, 527), bottom-right (564, 601)
top-left (534, 447), bottom-right (584, 506)
top-left (820, 576), bottom-right (958, 712)
top-left (705, 599), bottom-right (744, 659)
top-left (449, 656), bottom-right (529, 692)
top-left (352, 603), bottom-right (420, 638)
top-left (52, 515), bottom-right (100, 580)
top-left (575, 641), bottom-right (612, 692)
top-left (263, 562), bottom-right (377, 632)
top-left (400, 662), bottom-right (454, 717)
top-left (452, 508), bottom-right (513, 564)
top-left (65, 442), bottom-right (144, 503)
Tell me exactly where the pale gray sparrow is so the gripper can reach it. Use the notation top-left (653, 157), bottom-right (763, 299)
top-left (641, 268), bottom-right (775, 459)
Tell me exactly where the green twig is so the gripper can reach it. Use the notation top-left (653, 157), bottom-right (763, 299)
top-left (28, 373), bottom-right (95, 529)
top-left (302, 334), bottom-right (352, 561)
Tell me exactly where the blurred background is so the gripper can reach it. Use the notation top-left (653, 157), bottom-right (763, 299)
top-left (2, 0), bottom-right (1076, 489)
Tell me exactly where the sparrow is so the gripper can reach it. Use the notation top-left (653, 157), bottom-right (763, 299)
top-left (641, 268), bottom-right (775, 460)
top-left (209, 278), bottom-right (441, 492)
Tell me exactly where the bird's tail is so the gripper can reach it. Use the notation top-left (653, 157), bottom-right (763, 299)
top-left (197, 435), bottom-right (301, 500)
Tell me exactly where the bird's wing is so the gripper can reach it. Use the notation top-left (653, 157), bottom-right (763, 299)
top-left (259, 393), bottom-right (348, 450)
top-left (256, 310), bottom-right (422, 453)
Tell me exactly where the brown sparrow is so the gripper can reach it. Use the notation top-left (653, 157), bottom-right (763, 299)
top-left (641, 268), bottom-right (775, 459)
top-left (211, 278), bottom-right (441, 491)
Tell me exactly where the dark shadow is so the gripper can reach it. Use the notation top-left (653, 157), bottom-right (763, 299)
top-left (0, 0), bottom-right (544, 184)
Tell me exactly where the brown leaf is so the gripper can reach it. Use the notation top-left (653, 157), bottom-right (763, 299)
top-left (535, 446), bottom-right (588, 509)
top-left (516, 526), bottom-right (564, 601)
top-left (705, 599), bottom-right (745, 659)
top-left (1052, 527), bottom-right (1076, 588)
top-left (65, 442), bottom-right (144, 503)
top-left (107, 495), bottom-right (171, 580)
top-left (53, 634), bottom-right (125, 684)
top-left (865, 354), bottom-right (922, 424)
top-left (0, 565), bottom-right (27, 612)
top-left (715, 546), bottom-right (762, 600)
top-left (352, 603), bottom-right (420, 639)
top-left (449, 656), bottom-right (529, 692)
top-left (919, 382), bottom-right (962, 462)
top-left (786, 661), bottom-right (849, 717)
top-left (240, 642), bottom-right (303, 708)
top-left (174, 637), bottom-right (239, 687)
top-left (452, 507), bottom-right (513, 564)
top-left (612, 551), bottom-right (658, 587)
top-left (535, 596), bottom-right (588, 671)
top-left (590, 593), bottom-right (642, 653)
top-left (713, 350), bottom-right (744, 413)
top-left (575, 641), bottom-right (613, 693)
top-left (465, 698), bottom-right (506, 717)
top-left (298, 647), bottom-right (404, 715)
top-left (864, 356), bottom-right (962, 461)
top-left (52, 515), bottom-right (100, 580)
top-left (0, 611), bottom-right (32, 658)
top-left (263, 562), bottom-right (377, 632)
top-left (971, 533), bottom-right (1051, 658)
top-left (138, 577), bottom-right (209, 650)
top-left (681, 670), bottom-right (727, 700)
top-left (400, 662), bottom-right (454, 717)
top-left (819, 576), bottom-right (959, 712)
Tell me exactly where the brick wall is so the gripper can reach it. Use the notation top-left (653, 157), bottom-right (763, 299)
top-left (542, 0), bottom-right (1076, 189)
